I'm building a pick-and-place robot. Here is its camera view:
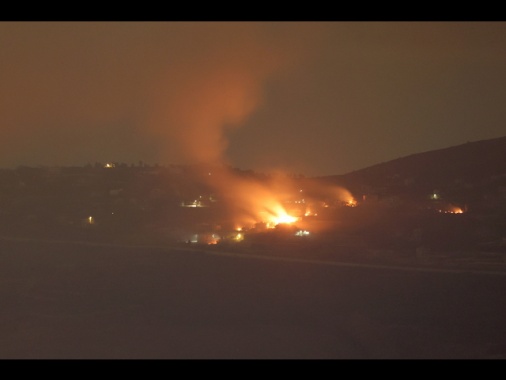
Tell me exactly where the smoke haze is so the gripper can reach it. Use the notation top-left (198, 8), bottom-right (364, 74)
top-left (2, 22), bottom-right (506, 176)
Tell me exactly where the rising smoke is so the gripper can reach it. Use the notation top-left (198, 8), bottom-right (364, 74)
top-left (145, 23), bottom-right (284, 167)
top-left (143, 23), bottom-right (343, 227)
top-left (143, 24), bottom-right (292, 225)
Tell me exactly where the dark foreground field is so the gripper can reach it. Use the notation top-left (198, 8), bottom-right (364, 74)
top-left (1, 238), bottom-right (506, 359)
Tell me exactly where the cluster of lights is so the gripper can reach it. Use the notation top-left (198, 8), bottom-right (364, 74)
top-left (181, 200), bottom-right (204, 207)
top-left (188, 233), bottom-right (220, 244)
top-left (438, 208), bottom-right (463, 214)
top-left (345, 199), bottom-right (357, 207)
top-left (181, 195), bottom-right (212, 208)
top-left (208, 233), bottom-right (219, 245)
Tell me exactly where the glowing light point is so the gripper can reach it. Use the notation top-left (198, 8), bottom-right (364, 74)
top-left (276, 214), bottom-right (298, 225)
top-left (345, 198), bottom-right (357, 207)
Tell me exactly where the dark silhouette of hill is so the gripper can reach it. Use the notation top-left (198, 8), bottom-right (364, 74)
top-left (322, 136), bottom-right (506, 192)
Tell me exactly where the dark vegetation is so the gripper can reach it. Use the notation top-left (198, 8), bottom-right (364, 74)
top-left (1, 137), bottom-right (506, 269)
top-left (2, 138), bottom-right (506, 359)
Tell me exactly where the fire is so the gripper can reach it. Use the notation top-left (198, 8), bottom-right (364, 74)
top-left (345, 198), bottom-right (357, 207)
top-left (438, 206), bottom-right (464, 214)
top-left (259, 205), bottom-right (299, 229)
top-left (204, 170), bottom-right (354, 234)
top-left (210, 172), bottom-right (303, 231)
top-left (267, 212), bottom-right (299, 228)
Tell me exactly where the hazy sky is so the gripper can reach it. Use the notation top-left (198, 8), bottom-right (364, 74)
top-left (1, 21), bottom-right (506, 176)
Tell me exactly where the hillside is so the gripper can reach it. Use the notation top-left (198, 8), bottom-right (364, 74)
top-left (322, 136), bottom-right (506, 195)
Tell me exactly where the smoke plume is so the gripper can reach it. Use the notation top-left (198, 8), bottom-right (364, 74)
top-left (145, 25), bottom-right (283, 167)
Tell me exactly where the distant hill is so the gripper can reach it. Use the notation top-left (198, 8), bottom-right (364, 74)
top-left (321, 136), bottom-right (506, 195)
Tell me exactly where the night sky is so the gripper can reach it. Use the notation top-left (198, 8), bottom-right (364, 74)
top-left (1, 22), bottom-right (506, 176)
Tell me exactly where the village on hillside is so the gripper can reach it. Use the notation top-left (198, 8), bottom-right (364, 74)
top-left (1, 138), bottom-right (506, 272)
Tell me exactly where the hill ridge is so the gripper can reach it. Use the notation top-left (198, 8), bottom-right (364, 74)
top-left (322, 135), bottom-right (506, 189)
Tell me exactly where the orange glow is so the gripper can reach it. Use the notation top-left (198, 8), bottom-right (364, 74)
top-left (209, 171), bottom-right (303, 231)
top-left (333, 186), bottom-right (357, 207)
top-left (438, 206), bottom-right (464, 214)
top-left (207, 234), bottom-right (220, 244)
top-left (345, 198), bottom-right (357, 207)
top-left (304, 209), bottom-right (318, 217)
top-left (201, 170), bottom-right (356, 235)
top-left (265, 211), bottom-right (299, 228)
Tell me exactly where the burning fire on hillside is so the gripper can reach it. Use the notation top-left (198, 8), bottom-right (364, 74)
top-left (262, 210), bottom-right (299, 229)
top-left (438, 205), bottom-right (464, 214)
top-left (147, 48), bottom-right (358, 238)
top-left (203, 169), bottom-right (358, 235)
top-left (220, 174), bottom-right (302, 231)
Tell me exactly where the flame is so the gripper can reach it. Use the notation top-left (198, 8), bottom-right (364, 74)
top-left (438, 206), bottom-right (464, 214)
top-left (210, 171), bottom-right (303, 231)
top-left (266, 211), bottom-right (299, 228)
top-left (202, 170), bottom-right (356, 234)
top-left (345, 198), bottom-right (357, 207)
top-left (304, 209), bottom-right (317, 217)
top-left (258, 203), bottom-right (299, 228)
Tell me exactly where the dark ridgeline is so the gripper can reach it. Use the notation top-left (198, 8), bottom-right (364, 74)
top-left (1, 139), bottom-right (506, 359)
top-left (322, 135), bottom-right (506, 199)
top-left (315, 136), bottom-right (506, 256)
top-left (0, 136), bottom-right (506, 261)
